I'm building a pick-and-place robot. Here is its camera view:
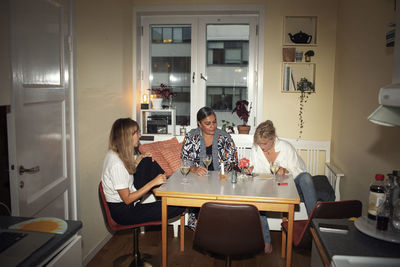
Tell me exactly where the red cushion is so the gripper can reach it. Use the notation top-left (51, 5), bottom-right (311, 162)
top-left (160, 141), bottom-right (183, 174)
top-left (139, 137), bottom-right (182, 177)
top-left (139, 140), bottom-right (173, 176)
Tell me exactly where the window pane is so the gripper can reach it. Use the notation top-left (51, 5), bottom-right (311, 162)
top-left (225, 48), bottom-right (241, 64)
top-left (173, 28), bottom-right (182, 43)
top-left (150, 25), bottom-right (191, 125)
top-left (152, 27), bottom-right (162, 43)
top-left (206, 24), bottom-right (249, 126)
top-left (163, 27), bottom-right (172, 43)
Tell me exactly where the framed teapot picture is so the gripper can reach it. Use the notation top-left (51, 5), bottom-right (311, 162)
top-left (283, 16), bottom-right (317, 45)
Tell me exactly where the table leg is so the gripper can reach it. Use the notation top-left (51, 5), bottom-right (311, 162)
top-left (286, 204), bottom-right (295, 267)
top-left (161, 197), bottom-right (167, 267)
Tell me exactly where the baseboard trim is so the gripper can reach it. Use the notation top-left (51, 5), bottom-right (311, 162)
top-left (83, 232), bottom-right (112, 266)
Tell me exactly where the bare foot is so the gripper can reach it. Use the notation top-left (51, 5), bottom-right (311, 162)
top-left (264, 242), bottom-right (272, 254)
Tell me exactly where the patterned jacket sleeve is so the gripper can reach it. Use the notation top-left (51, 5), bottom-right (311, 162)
top-left (180, 133), bottom-right (200, 167)
top-left (220, 135), bottom-right (238, 171)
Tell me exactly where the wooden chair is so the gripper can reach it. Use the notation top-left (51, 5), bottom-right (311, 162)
top-left (99, 182), bottom-right (161, 266)
top-left (193, 202), bottom-right (265, 267)
top-left (280, 200), bottom-right (362, 258)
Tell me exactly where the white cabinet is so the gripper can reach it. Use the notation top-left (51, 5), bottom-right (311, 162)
top-left (140, 109), bottom-right (176, 135)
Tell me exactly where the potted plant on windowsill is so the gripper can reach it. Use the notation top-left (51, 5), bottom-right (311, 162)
top-left (148, 83), bottom-right (176, 109)
top-left (232, 100), bottom-right (252, 134)
top-left (221, 120), bottom-right (235, 134)
top-left (179, 118), bottom-right (189, 136)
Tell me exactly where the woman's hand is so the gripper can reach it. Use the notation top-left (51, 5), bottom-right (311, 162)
top-left (117, 172), bottom-right (166, 205)
top-left (190, 165), bottom-right (208, 176)
top-left (277, 167), bottom-right (289, 176)
top-left (135, 152), bottom-right (152, 166)
top-left (151, 173), bottom-right (167, 187)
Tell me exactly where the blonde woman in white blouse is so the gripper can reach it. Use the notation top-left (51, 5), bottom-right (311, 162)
top-left (247, 120), bottom-right (318, 254)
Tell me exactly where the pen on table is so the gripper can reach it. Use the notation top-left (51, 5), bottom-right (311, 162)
top-left (277, 182), bottom-right (288, 186)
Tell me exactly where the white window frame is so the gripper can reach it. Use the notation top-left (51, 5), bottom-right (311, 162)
top-left (133, 5), bottom-right (265, 133)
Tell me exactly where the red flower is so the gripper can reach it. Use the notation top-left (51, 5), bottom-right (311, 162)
top-left (238, 158), bottom-right (250, 169)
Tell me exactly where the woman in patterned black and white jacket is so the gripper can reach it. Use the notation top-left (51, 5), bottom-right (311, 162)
top-left (181, 106), bottom-right (238, 175)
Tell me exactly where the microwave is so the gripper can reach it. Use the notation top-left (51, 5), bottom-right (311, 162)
top-left (147, 116), bottom-right (168, 134)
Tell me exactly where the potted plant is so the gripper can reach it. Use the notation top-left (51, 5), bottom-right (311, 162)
top-left (221, 120), bottom-right (235, 134)
top-left (232, 100), bottom-right (252, 134)
top-left (296, 78), bottom-right (315, 139)
top-left (304, 50), bottom-right (315, 62)
top-left (148, 83), bottom-right (176, 109)
top-left (179, 118), bottom-right (189, 136)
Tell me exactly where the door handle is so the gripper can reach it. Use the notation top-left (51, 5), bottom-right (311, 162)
top-left (19, 165), bottom-right (40, 175)
top-left (200, 73), bottom-right (207, 81)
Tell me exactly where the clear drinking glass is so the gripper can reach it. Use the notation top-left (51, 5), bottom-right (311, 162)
top-left (203, 154), bottom-right (212, 176)
top-left (180, 160), bottom-right (191, 184)
top-left (270, 161), bottom-right (280, 179)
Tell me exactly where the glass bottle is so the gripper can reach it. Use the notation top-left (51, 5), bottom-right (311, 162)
top-left (392, 172), bottom-right (400, 230)
top-left (368, 174), bottom-right (385, 220)
top-left (377, 192), bottom-right (391, 231)
top-left (391, 170), bottom-right (400, 207)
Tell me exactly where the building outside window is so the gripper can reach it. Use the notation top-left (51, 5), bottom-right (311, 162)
top-left (137, 7), bottom-right (264, 132)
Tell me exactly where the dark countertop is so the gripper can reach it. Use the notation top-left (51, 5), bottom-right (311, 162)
top-left (312, 218), bottom-right (400, 259)
top-left (0, 216), bottom-right (82, 267)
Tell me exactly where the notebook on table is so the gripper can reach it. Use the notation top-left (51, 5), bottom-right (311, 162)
top-left (0, 228), bottom-right (55, 266)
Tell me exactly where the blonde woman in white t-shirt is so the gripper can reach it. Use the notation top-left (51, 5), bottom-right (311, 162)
top-left (101, 118), bottom-right (184, 225)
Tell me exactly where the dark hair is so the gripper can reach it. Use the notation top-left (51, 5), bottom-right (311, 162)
top-left (196, 106), bottom-right (216, 122)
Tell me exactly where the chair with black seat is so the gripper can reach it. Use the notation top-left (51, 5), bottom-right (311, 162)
top-left (99, 181), bottom-right (161, 267)
top-left (280, 200), bottom-right (362, 258)
top-left (193, 202), bottom-right (265, 267)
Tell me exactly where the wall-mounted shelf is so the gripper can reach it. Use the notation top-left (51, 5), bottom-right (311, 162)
top-left (282, 62), bottom-right (315, 92)
top-left (283, 16), bottom-right (317, 46)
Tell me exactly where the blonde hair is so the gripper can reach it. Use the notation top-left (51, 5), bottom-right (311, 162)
top-left (253, 120), bottom-right (276, 144)
top-left (109, 118), bottom-right (139, 174)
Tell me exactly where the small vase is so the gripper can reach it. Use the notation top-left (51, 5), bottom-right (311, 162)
top-left (238, 170), bottom-right (248, 182)
top-left (237, 125), bottom-right (251, 134)
top-left (151, 98), bottom-right (163, 109)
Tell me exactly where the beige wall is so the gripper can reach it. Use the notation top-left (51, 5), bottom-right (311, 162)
top-left (332, 0), bottom-right (400, 214)
top-left (0, 0), bottom-right (11, 106)
top-left (262, 0), bottom-right (337, 140)
top-left (76, 0), bottom-right (399, 262)
top-left (78, 0), bottom-right (338, 261)
top-left (76, 0), bottom-right (133, 260)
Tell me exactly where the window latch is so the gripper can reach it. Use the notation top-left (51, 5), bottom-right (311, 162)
top-left (200, 73), bottom-right (207, 81)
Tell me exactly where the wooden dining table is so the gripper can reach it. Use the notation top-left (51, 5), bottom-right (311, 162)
top-left (154, 171), bottom-right (300, 267)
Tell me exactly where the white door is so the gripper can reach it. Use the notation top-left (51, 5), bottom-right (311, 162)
top-left (7, 0), bottom-right (76, 219)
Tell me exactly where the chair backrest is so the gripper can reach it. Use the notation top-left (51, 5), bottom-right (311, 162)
top-left (294, 200), bottom-right (362, 246)
top-left (193, 202), bottom-right (265, 257)
top-left (99, 182), bottom-right (134, 231)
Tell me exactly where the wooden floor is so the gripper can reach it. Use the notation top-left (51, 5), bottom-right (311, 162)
top-left (87, 226), bottom-right (311, 267)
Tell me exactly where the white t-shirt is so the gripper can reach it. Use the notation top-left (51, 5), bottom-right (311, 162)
top-left (101, 150), bottom-right (137, 203)
top-left (250, 137), bottom-right (306, 178)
